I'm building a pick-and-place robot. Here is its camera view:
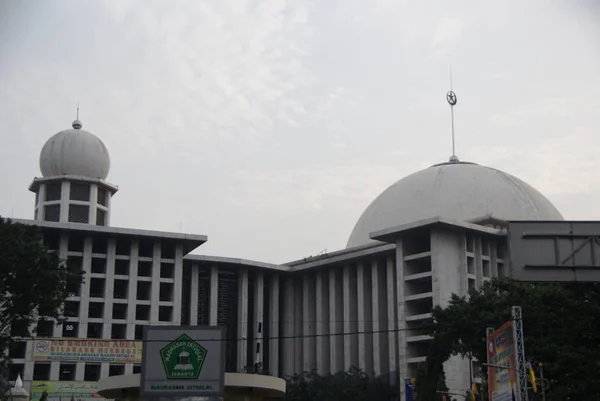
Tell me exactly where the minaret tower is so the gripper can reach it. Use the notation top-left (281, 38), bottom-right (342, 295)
top-left (29, 115), bottom-right (118, 226)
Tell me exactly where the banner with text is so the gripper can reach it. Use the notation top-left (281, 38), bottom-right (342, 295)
top-left (32, 338), bottom-right (142, 363)
top-left (30, 381), bottom-right (111, 401)
top-left (486, 321), bottom-right (519, 401)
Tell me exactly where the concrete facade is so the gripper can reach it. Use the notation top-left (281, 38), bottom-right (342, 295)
top-left (8, 216), bottom-right (508, 399)
top-left (6, 119), bottom-right (572, 400)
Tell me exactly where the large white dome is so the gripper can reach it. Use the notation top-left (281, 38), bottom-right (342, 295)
top-left (346, 161), bottom-right (563, 248)
top-left (39, 120), bottom-right (110, 179)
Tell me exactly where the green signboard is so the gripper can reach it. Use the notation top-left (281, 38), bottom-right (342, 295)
top-left (140, 326), bottom-right (225, 397)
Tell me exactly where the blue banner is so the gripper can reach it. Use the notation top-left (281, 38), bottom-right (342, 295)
top-left (405, 378), bottom-right (414, 401)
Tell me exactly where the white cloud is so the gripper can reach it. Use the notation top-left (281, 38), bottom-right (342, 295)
top-left (72, 0), bottom-right (318, 158)
top-left (1, 0), bottom-right (599, 262)
top-left (429, 17), bottom-right (463, 55)
top-left (473, 125), bottom-right (600, 199)
top-left (226, 163), bottom-right (411, 217)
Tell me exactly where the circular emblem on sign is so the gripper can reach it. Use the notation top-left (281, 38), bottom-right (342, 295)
top-left (160, 334), bottom-right (207, 379)
top-left (36, 341), bottom-right (49, 353)
top-left (446, 90), bottom-right (457, 106)
top-left (488, 340), bottom-right (494, 353)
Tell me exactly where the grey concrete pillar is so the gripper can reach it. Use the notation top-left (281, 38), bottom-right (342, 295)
top-left (190, 264), bottom-right (199, 325)
top-left (315, 270), bottom-right (330, 374)
top-left (237, 269), bottom-right (249, 372)
top-left (173, 244), bottom-right (184, 324)
top-left (268, 274), bottom-right (280, 376)
top-left (209, 266), bottom-right (219, 325)
top-left (150, 242), bottom-right (161, 323)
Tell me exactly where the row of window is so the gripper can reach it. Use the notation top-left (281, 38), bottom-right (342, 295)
top-left (43, 232), bottom-right (178, 259)
top-left (40, 204), bottom-right (107, 225)
top-left (64, 299), bottom-right (175, 320)
top-left (38, 182), bottom-right (109, 206)
top-left (465, 233), bottom-right (505, 258)
top-left (11, 317), bottom-right (170, 341)
top-left (8, 362), bottom-right (139, 382)
top-left (67, 278), bottom-right (175, 301)
top-left (87, 258), bottom-right (175, 278)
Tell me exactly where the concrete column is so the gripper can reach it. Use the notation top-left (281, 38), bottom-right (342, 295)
top-left (343, 265), bottom-right (351, 370)
top-left (459, 234), bottom-right (468, 294)
top-left (302, 274), bottom-right (316, 372)
top-left (150, 242), bottom-right (161, 323)
top-left (357, 262), bottom-right (373, 375)
top-left (105, 189), bottom-right (112, 226)
top-left (76, 235), bottom-right (93, 383)
top-left (315, 270), bottom-right (330, 374)
top-left (237, 269), bottom-right (249, 372)
top-left (475, 236), bottom-right (483, 288)
top-left (37, 184), bottom-right (46, 221)
top-left (210, 266), bottom-right (219, 325)
top-left (125, 238), bottom-right (140, 332)
top-left (293, 279), bottom-right (303, 373)
top-left (24, 323), bottom-right (35, 381)
top-left (431, 230), bottom-right (466, 307)
top-left (386, 256), bottom-right (398, 387)
top-left (281, 277), bottom-right (295, 376)
top-left (59, 181), bottom-right (70, 222)
top-left (78, 235), bottom-right (93, 319)
top-left (190, 264), bottom-right (200, 325)
top-left (268, 274), bottom-right (280, 376)
top-left (371, 259), bottom-right (382, 376)
top-left (395, 239), bottom-right (408, 394)
top-left (343, 265), bottom-right (358, 370)
top-left (328, 269), bottom-right (343, 373)
top-left (253, 272), bottom-right (265, 367)
top-left (89, 183), bottom-right (98, 224)
top-left (173, 244), bottom-right (183, 324)
top-left (328, 269), bottom-right (337, 373)
top-left (49, 234), bottom-right (70, 380)
top-left (431, 229), bottom-right (470, 393)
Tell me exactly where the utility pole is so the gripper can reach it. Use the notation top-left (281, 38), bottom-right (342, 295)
top-left (538, 363), bottom-right (546, 401)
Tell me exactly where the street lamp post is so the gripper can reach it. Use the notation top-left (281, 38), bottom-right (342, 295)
top-left (538, 364), bottom-right (546, 401)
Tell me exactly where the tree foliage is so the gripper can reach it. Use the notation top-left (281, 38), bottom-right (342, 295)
top-left (0, 218), bottom-right (83, 396)
top-left (415, 363), bottom-right (449, 401)
top-left (421, 277), bottom-right (600, 401)
top-left (284, 367), bottom-right (397, 401)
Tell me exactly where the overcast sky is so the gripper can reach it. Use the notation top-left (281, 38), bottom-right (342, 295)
top-left (1, 0), bottom-right (599, 263)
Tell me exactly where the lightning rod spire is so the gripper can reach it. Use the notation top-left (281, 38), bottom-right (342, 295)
top-left (446, 66), bottom-right (458, 163)
top-left (73, 102), bottom-right (82, 129)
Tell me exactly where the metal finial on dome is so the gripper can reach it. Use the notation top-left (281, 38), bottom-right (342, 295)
top-left (72, 102), bottom-right (82, 129)
top-left (447, 65), bottom-right (458, 161)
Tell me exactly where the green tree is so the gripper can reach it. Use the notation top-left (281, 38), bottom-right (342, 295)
top-left (420, 277), bottom-right (600, 401)
top-left (0, 218), bottom-right (83, 398)
top-left (285, 367), bottom-right (397, 401)
top-left (415, 363), bottom-right (449, 401)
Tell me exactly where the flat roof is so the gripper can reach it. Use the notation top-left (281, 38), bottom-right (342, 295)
top-left (370, 216), bottom-right (505, 243)
top-left (185, 254), bottom-right (288, 271)
top-left (10, 218), bottom-right (207, 254)
top-left (29, 175), bottom-right (119, 193)
top-left (285, 242), bottom-right (395, 271)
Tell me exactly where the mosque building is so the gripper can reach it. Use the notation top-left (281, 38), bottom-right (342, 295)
top-left (6, 110), bottom-right (566, 399)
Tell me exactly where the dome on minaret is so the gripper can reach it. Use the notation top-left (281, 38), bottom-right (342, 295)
top-left (39, 120), bottom-right (110, 179)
